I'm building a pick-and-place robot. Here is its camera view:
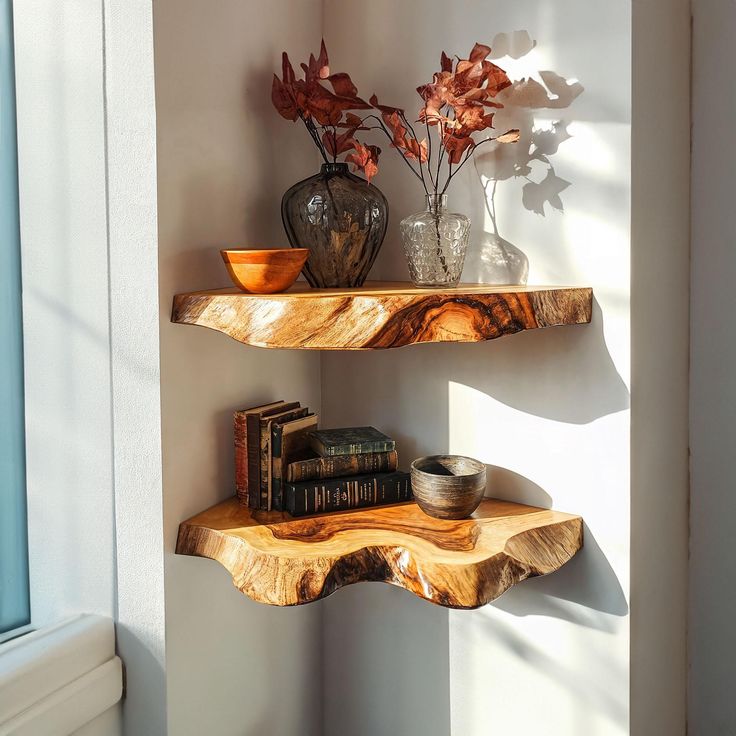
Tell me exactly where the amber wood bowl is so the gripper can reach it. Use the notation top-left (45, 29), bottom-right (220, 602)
top-left (410, 455), bottom-right (487, 520)
top-left (221, 249), bottom-right (309, 294)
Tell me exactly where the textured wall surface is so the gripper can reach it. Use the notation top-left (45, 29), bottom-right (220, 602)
top-left (9, 1), bottom-right (690, 733)
top-left (689, 0), bottom-right (736, 733)
top-left (104, 0), bottom-right (166, 733)
top-left (153, 2), bottom-right (324, 734)
top-left (321, 2), bottom-right (633, 734)
top-left (630, 0), bottom-right (690, 732)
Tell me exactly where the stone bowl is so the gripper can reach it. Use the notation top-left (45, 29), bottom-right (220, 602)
top-left (221, 248), bottom-right (309, 294)
top-left (410, 455), bottom-right (487, 520)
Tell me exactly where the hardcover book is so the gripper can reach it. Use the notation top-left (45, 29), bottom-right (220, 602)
top-left (286, 450), bottom-right (398, 483)
top-left (234, 400), bottom-right (289, 506)
top-left (308, 427), bottom-right (395, 457)
top-left (284, 471), bottom-right (412, 517)
top-left (270, 413), bottom-right (318, 511)
top-left (233, 400), bottom-right (302, 508)
top-left (259, 405), bottom-right (309, 509)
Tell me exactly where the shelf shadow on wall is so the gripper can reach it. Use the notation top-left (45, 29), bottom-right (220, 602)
top-left (472, 606), bottom-right (628, 729)
top-left (445, 298), bottom-right (629, 424)
top-left (493, 522), bottom-right (628, 631)
top-left (480, 470), bottom-right (627, 629)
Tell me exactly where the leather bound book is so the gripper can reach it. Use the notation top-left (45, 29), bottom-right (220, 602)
top-left (233, 400), bottom-right (285, 506)
top-left (308, 427), bottom-right (395, 457)
top-left (259, 406), bottom-right (309, 510)
top-left (284, 471), bottom-right (412, 517)
top-left (270, 413), bottom-right (318, 511)
top-left (286, 450), bottom-right (398, 483)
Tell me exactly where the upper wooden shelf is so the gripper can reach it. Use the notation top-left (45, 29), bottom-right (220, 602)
top-left (171, 282), bottom-right (593, 350)
top-left (176, 497), bottom-right (583, 609)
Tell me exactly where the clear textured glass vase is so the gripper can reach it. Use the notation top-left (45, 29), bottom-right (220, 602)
top-left (400, 194), bottom-right (470, 288)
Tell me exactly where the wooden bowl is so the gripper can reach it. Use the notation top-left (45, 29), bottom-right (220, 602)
top-left (221, 249), bottom-right (309, 294)
top-left (410, 455), bottom-right (487, 520)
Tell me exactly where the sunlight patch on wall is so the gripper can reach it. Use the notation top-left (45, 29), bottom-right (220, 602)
top-left (450, 602), bottom-right (629, 735)
top-left (561, 122), bottom-right (619, 179)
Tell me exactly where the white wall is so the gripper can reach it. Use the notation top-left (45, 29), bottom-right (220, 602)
top-left (103, 1), bottom-right (166, 733)
top-left (321, 2), bottom-right (685, 735)
top-left (689, 0), bottom-right (736, 733)
top-left (153, 2), bottom-right (324, 734)
top-left (629, 0), bottom-right (690, 732)
top-left (10, 1), bottom-right (690, 733)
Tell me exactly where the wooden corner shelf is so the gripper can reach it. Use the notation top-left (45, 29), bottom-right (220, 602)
top-left (171, 282), bottom-right (592, 350)
top-left (176, 498), bottom-right (583, 609)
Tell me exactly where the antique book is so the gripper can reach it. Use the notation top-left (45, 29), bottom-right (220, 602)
top-left (284, 471), bottom-right (412, 517)
top-left (286, 450), bottom-right (398, 483)
top-left (241, 401), bottom-right (300, 508)
top-left (234, 400), bottom-right (286, 506)
top-left (308, 427), bottom-right (395, 457)
top-left (269, 413), bottom-right (318, 511)
top-left (259, 406), bottom-right (309, 509)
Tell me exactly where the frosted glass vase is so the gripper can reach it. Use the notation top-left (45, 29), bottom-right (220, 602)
top-left (400, 194), bottom-right (470, 288)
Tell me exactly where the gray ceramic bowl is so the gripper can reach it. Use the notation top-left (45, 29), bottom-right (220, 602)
top-left (410, 455), bottom-right (487, 520)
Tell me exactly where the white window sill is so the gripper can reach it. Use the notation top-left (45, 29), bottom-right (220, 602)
top-left (0, 615), bottom-right (122, 736)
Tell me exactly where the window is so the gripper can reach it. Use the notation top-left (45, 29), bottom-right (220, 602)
top-left (0, 0), bottom-right (29, 639)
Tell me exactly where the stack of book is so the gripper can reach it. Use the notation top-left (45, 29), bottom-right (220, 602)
top-left (234, 400), bottom-right (318, 511)
top-left (285, 427), bottom-right (412, 517)
top-left (234, 403), bottom-right (412, 516)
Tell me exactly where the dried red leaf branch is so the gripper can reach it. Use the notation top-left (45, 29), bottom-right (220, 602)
top-left (271, 40), bottom-right (520, 189)
top-left (272, 40), bottom-right (379, 181)
top-left (370, 41), bottom-right (520, 196)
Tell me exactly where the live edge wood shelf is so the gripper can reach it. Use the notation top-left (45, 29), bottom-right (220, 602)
top-left (171, 282), bottom-right (593, 350)
top-left (176, 498), bottom-right (583, 609)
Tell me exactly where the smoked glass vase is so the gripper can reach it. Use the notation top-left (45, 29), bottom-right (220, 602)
top-left (281, 163), bottom-right (388, 288)
top-left (400, 194), bottom-right (470, 288)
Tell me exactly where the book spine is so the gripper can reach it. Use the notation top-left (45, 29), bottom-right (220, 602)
top-left (260, 421), bottom-right (270, 510)
top-left (234, 412), bottom-right (249, 505)
top-left (315, 439), bottom-right (396, 457)
top-left (259, 407), bottom-right (308, 510)
top-left (246, 413), bottom-right (262, 509)
top-left (285, 471), bottom-right (412, 517)
top-left (287, 450), bottom-right (398, 483)
top-left (271, 423), bottom-right (284, 511)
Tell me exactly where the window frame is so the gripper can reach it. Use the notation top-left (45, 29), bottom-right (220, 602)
top-left (0, 0), bottom-right (30, 644)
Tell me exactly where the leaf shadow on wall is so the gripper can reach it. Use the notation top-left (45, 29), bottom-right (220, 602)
top-left (462, 35), bottom-right (585, 285)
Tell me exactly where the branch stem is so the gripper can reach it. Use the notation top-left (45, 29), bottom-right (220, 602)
top-left (440, 135), bottom-right (500, 194)
top-left (363, 114), bottom-right (428, 194)
top-left (300, 114), bottom-right (329, 164)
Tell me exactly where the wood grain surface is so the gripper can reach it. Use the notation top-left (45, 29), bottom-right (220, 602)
top-left (171, 282), bottom-right (593, 350)
top-left (176, 497), bottom-right (583, 608)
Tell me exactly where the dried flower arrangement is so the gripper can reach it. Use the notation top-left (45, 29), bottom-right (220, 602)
top-left (371, 42), bottom-right (520, 197)
top-left (271, 41), bottom-right (520, 191)
top-left (271, 41), bottom-right (381, 181)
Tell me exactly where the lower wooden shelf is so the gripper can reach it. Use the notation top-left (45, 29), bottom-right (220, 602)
top-left (176, 498), bottom-right (583, 609)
